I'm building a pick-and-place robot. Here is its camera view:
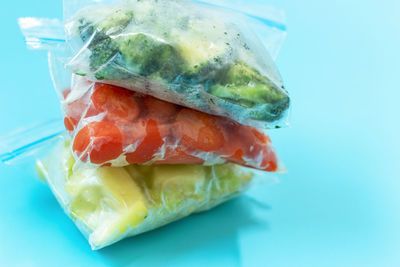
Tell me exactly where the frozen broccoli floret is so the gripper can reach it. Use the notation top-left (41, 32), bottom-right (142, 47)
top-left (74, 4), bottom-right (290, 124)
top-left (97, 10), bottom-right (133, 33)
top-left (77, 11), bottom-right (135, 80)
top-left (209, 62), bottom-right (290, 121)
top-left (117, 33), bottom-right (185, 81)
top-left (78, 19), bottom-right (95, 43)
top-left (89, 38), bottom-right (124, 80)
top-left (175, 55), bottom-right (226, 88)
top-left (78, 10), bottom-right (133, 46)
top-left (78, 11), bottom-right (185, 81)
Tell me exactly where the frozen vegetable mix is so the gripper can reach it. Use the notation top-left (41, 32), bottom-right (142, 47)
top-left (62, 76), bottom-right (281, 172)
top-left (36, 137), bottom-right (254, 249)
top-left (14, 0), bottom-right (289, 250)
top-left (65, 0), bottom-right (290, 128)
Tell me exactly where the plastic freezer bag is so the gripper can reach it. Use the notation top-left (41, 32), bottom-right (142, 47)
top-left (36, 136), bottom-right (254, 249)
top-left (64, 0), bottom-right (290, 128)
top-left (62, 75), bottom-right (282, 172)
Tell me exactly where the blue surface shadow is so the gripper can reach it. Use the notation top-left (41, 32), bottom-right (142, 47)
top-left (97, 197), bottom-right (269, 267)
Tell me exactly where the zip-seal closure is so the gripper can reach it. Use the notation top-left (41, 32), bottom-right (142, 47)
top-left (18, 2), bottom-right (286, 50)
top-left (195, 0), bottom-right (287, 31)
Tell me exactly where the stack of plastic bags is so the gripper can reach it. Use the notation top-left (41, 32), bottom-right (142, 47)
top-left (19, 0), bottom-right (289, 249)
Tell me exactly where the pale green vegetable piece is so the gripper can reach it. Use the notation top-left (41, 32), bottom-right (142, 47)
top-left (37, 138), bottom-right (254, 249)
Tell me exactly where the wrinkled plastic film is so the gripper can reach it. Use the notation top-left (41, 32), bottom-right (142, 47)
top-left (60, 75), bottom-right (282, 172)
top-left (11, 3), bottom-right (286, 250)
top-left (37, 135), bottom-right (256, 249)
top-left (194, 0), bottom-right (287, 59)
top-left (0, 119), bottom-right (65, 164)
top-left (18, 17), bottom-right (66, 50)
top-left (64, 0), bottom-right (290, 129)
top-left (18, 0), bottom-right (290, 129)
top-left (18, 17), bottom-right (284, 172)
top-left (64, 0), bottom-right (287, 60)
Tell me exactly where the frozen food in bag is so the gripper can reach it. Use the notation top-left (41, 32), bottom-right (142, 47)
top-left (62, 76), bottom-right (282, 172)
top-left (36, 136), bottom-right (254, 249)
top-left (65, 0), bottom-right (289, 128)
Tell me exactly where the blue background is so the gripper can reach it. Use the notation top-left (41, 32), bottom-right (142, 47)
top-left (1, 0), bottom-right (400, 266)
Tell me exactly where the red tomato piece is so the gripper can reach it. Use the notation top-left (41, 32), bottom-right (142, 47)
top-left (62, 88), bottom-right (71, 99)
top-left (73, 121), bottom-right (123, 164)
top-left (227, 148), bottom-right (245, 163)
top-left (144, 95), bottom-right (178, 122)
top-left (221, 122), bottom-right (278, 171)
top-left (64, 117), bottom-right (78, 131)
top-left (63, 87), bottom-right (100, 125)
top-left (251, 128), bottom-right (270, 144)
top-left (174, 109), bottom-right (225, 152)
top-left (125, 119), bottom-right (165, 164)
top-left (261, 148), bottom-right (278, 172)
top-left (91, 84), bottom-right (140, 124)
top-left (155, 147), bottom-right (205, 165)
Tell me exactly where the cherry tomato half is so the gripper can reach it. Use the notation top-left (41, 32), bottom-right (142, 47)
top-left (221, 122), bottom-right (278, 171)
top-left (73, 121), bottom-right (123, 164)
top-left (155, 147), bottom-right (205, 165)
top-left (144, 95), bottom-right (178, 122)
top-left (91, 84), bottom-right (140, 124)
top-left (174, 109), bottom-right (225, 152)
top-left (125, 119), bottom-right (165, 164)
top-left (261, 148), bottom-right (278, 172)
top-left (63, 88), bottom-right (99, 130)
top-left (64, 117), bottom-right (78, 131)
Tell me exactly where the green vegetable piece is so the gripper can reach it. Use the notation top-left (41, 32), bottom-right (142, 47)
top-left (89, 38), bottom-right (123, 80)
top-left (209, 62), bottom-right (290, 121)
top-left (77, 10), bottom-right (135, 80)
top-left (117, 33), bottom-right (185, 81)
top-left (74, 2), bottom-right (290, 125)
top-left (150, 165), bottom-right (207, 212)
top-left (36, 139), bottom-right (254, 249)
top-left (78, 10), bottom-right (133, 46)
top-left (97, 10), bottom-right (134, 34)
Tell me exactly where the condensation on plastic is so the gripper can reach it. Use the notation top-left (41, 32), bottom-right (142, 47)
top-left (63, 0), bottom-right (287, 60)
top-left (37, 134), bottom-right (256, 249)
top-left (185, 0), bottom-right (288, 60)
top-left (19, 0), bottom-right (290, 129)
